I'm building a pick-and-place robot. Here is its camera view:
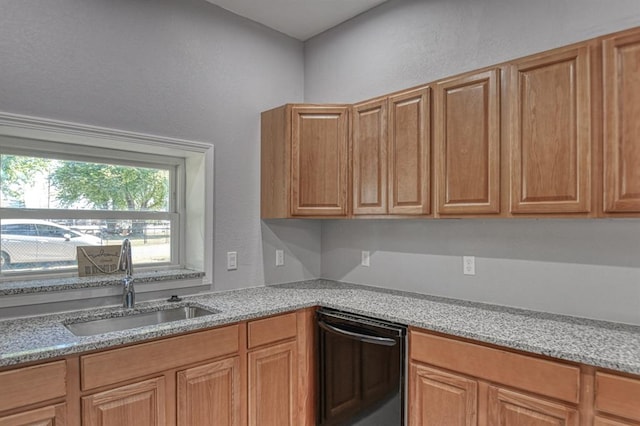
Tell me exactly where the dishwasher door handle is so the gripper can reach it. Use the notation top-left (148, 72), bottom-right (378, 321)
top-left (318, 320), bottom-right (397, 346)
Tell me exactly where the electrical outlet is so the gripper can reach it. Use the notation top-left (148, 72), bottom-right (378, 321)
top-left (227, 251), bottom-right (237, 271)
top-left (463, 256), bottom-right (475, 275)
top-left (276, 249), bottom-right (284, 267)
top-left (361, 251), bottom-right (370, 267)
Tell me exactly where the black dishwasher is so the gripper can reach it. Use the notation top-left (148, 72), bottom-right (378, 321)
top-left (317, 308), bottom-right (407, 426)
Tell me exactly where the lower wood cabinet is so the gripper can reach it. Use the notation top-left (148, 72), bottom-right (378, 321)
top-left (0, 404), bottom-right (66, 426)
top-left (409, 328), bottom-right (582, 426)
top-left (594, 371), bottom-right (640, 425)
top-left (487, 386), bottom-right (578, 426)
top-left (82, 377), bottom-right (166, 426)
top-left (177, 357), bottom-right (241, 426)
top-left (409, 363), bottom-right (477, 426)
top-left (246, 309), bottom-right (316, 426)
top-left (12, 309), bottom-right (640, 426)
top-left (408, 328), bottom-right (640, 426)
top-left (248, 340), bottom-right (297, 426)
top-left (0, 360), bottom-right (68, 426)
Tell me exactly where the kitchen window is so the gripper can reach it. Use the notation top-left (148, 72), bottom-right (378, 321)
top-left (0, 113), bottom-right (214, 291)
top-left (0, 142), bottom-right (182, 279)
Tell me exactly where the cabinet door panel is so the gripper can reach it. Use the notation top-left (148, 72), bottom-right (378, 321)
top-left (488, 386), bottom-right (578, 426)
top-left (177, 357), bottom-right (241, 426)
top-left (248, 341), bottom-right (297, 426)
top-left (509, 45), bottom-right (591, 214)
top-left (0, 404), bottom-right (66, 426)
top-left (352, 98), bottom-right (388, 214)
top-left (409, 363), bottom-right (477, 426)
top-left (595, 416), bottom-right (640, 426)
top-left (291, 107), bottom-right (348, 216)
top-left (388, 87), bottom-right (431, 215)
top-left (603, 30), bottom-right (640, 213)
top-left (82, 377), bottom-right (165, 426)
top-left (436, 69), bottom-right (501, 215)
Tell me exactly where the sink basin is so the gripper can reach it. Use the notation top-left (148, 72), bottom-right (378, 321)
top-left (65, 306), bottom-right (219, 336)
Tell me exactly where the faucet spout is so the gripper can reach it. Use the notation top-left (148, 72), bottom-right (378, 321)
top-left (118, 238), bottom-right (135, 308)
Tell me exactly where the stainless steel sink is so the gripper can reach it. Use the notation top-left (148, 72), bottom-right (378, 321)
top-left (64, 306), bottom-right (219, 336)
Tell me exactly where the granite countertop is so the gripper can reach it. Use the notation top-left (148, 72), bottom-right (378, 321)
top-left (1, 279), bottom-right (639, 375)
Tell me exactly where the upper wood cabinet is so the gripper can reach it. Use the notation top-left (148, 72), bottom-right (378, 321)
top-left (388, 87), bottom-right (432, 215)
top-left (508, 43), bottom-right (593, 215)
top-left (603, 29), bottom-right (640, 214)
top-left (261, 104), bottom-right (349, 218)
top-left (434, 69), bottom-right (501, 216)
top-left (352, 98), bottom-right (388, 215)
top-left (261, 26), bottom-right (640, 219)
top-left (352, 87), bottom-right (431, 216)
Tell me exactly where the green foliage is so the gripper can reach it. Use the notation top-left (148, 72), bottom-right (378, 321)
top-left (0, 155), bottom-right (50, 202)
top-left (51, 162), bottom-right (168, 211)
top-left (1, 154), bottom-right (168, 211)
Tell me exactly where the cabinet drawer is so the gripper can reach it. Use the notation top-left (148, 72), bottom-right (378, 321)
top-left (410, 329), bottom-right (580, 403)
top-left (0, 361), bottom-right (66, 412)
top-left (595, 372), bottom-right (640, 421)
top-left (81, 325), bottom-right (239, 391)
top-left (248, 312), bottom-right (297, 349)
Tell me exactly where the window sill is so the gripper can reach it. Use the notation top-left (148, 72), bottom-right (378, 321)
top-left (0, 269), bottom-right (206, 296)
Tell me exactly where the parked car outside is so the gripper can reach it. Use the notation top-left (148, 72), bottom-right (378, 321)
top-left (0, 219), bottom-right (102, 268)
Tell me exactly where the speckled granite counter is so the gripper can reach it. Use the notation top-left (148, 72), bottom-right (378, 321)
top-left (1, 279), bottom-right (639, 375)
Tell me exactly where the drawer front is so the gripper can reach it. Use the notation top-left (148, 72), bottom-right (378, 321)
top-left (0, 361), bottom-right (66, 412)
top-left (595, 372), bottom-right (640, 422)
top-left (248, 312), bottom-right (297, 349)
top-left (410, 329), bottom-right (580, 403)
top-left (81, 325), bottom-right (239, 391)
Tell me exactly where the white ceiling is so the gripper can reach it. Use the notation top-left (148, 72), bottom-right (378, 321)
top-left (205, 0), bottom-right (388, 41)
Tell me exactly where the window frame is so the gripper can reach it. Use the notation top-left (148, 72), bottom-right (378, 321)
top-left (0, 112), bottom-right (214, 291)
top-left (0, 140), bottom-right (184, 279)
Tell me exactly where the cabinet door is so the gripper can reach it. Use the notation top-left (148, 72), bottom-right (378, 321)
top-left (603, 30), bottom-right (640, 213)
top-left (388, 87), bottom-right (431, 215)
top-left (508, 45), bottom-right (592, 214)
top-left (248, 340), bottom-right (297, 426)
top-left (177, 357), bottom-right (241, 426)
top-left (352, 98), bottom-right (388, 215)
top-left (487, 386), bottom-right (578, 426)
top-left (0, 404), bottom-right (66, 426)
top-left (82, 377), bottom-right (165, 426)
top-left (409, 363), bottom-right (477, 426)
top-left (435, 69), bottom-right (501, 215)
top-left (291, 106), bottom-right (349, 216)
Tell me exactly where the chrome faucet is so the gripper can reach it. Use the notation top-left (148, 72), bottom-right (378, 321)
top-left (118, 238), bottom-right (135, 308)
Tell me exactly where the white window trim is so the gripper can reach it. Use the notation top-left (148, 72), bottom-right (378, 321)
top-left (0, 111), bottom-right (214, 294)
